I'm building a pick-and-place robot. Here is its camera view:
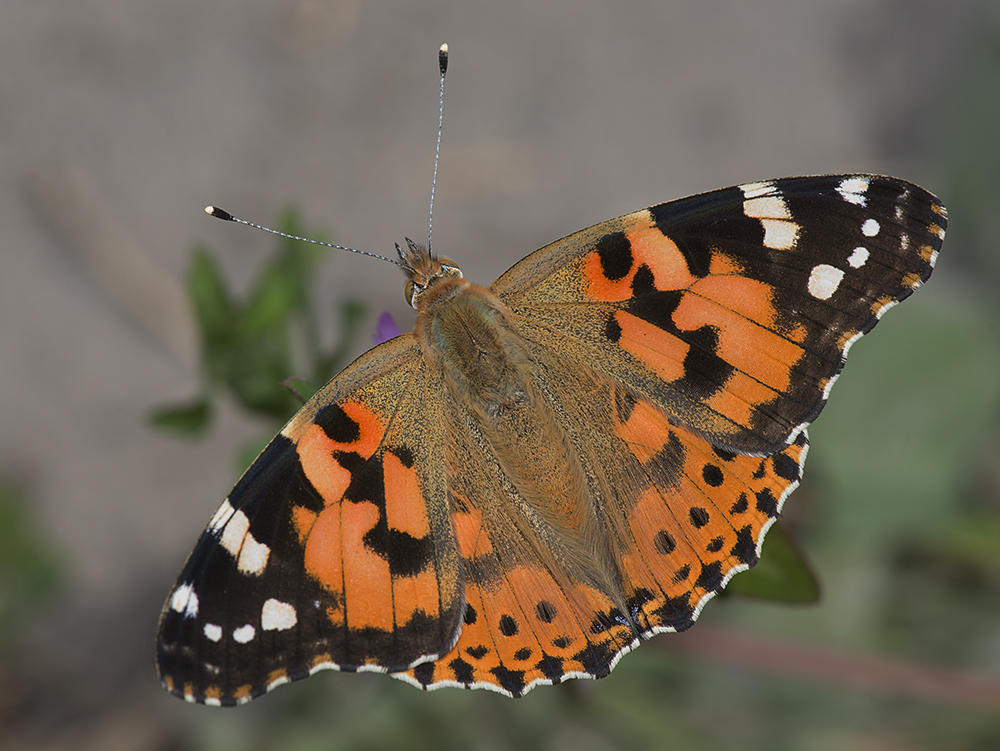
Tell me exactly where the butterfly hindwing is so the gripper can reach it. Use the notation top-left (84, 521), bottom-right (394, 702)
top-left (157, 335), bottom-right (464, 705)
top-left (495, 175), bottom-right (945, 455)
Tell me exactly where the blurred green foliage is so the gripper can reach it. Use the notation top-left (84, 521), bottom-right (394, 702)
top-left (150, 208), bottom-right (366, 469)
top-left (0, 479), bottom-right (61, 649)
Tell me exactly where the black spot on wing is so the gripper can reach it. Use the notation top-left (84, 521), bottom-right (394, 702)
top-left (702, 464), bottom-right (724, 487)
top-left (755, 488), bottom-right (779, 517)
top-left (653, 594), bottom-right (695, 630)
top-left (499, 615), bottom-right (519, 637)
top-left (449, 657), bottom-right (475, 684)
top-left (695, 561), bottom-right (724, 592)
top-left (679, 325), bottom-right (734, 399)
top-left (672, 563), bottom-right (691, 583)
top-left (689, 507), bottom-right (710, 528)
top-left (315, 403), bottom-right (361, 444)
top-left (536, 601), bottom-right (558, 623)
top-left (654, 530), bottom-right (676, 555)
top-left (605, 315), bottom-right (623, 344)
top-left (463, 603), bottom-right (478, 626)
top-left (772, 451), bottom-right (801, 482)
top-left (362, 527), bottom-right (434, 578)
top-left (490, 665), bottom-right (527, 696)
top-left (731, 525), bottom-right (758, 566)
top-left (536, 655), bottom-right (565, 682)
top-left (410, 661), bottom-right (435, 687)
top-left (624, 290), bottom-right (683, 333)
top-left (595, 232), bottom-right (633, 281)
top-left (332, 450), bottom-right (365, 475)
top-left (630, 264), bottom-right (657, 296)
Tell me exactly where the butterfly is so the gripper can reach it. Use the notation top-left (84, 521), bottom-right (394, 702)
top-left (156, 166), bottom-right (946, 705)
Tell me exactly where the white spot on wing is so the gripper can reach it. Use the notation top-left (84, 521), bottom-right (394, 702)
top-left (203, 623), bottom-right (223, 642)
top-left (261, 598), bottom-right (298, 631)
top-left (237, 533), bottom-right (270, 576)
top-left (739, 181), bottom-right (775, 199)
top-left (807, 264), bottom-right (844, 300)
top-left (762, 219), bottom-right (799, 250)
top-left (862, 218), bottom-right (880, 237)
top-left (743, 195), bottom-right (791, 219)
top-left (171, 583), bottom-right (199, 618)
top-left (741, 187), bottom-right (798, 250)
top-left (218, 508), bottom-right (271, 576)
top-left (208, 499), bottom-right (235, 533)
top-left (837, 177), bottom-right (869, 206)
top-left (233, 624), bottom-right (256, 643)
top-left (219, 508), bottom-right (249, 556)
top-left (847, 247), bottom-right (869, 268)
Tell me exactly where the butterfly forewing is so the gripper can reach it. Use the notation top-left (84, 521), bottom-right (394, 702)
top-left (157, 335), bottom-right (464, 705)
top-left (494, 175), bottom-right (945, 455)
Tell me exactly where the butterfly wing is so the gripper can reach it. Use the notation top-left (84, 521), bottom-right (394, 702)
top-left (396, 350), bottom-right (807, 697)
top-left (156, 334), bottom-right (464, 705)
top-left (493, 175), bottom-right (946, 455)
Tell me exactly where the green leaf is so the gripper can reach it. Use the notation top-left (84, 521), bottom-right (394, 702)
top-left (148, 398), bottom-right (212, 434)
top-left (726, 521), bottom-right (821, 603)
top-left (187, 247), bottom-right (235, 382)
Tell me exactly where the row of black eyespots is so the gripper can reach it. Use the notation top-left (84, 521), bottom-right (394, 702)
top-left (410, 648), bottom-right (569, 696)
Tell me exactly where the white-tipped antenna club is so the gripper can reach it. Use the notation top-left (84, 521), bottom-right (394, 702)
top-left (427, 43), bottom-right (448, 257)
top-left (203, 205), bottom-right (402, 267)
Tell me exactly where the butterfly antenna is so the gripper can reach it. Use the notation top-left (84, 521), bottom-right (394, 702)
top-left (204, 206), bottom-right (404, 267)
top-left (427, 43), bottom-right (448, 258)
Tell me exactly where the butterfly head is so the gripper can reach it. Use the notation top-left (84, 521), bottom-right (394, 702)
top-left (397, 237), bottom-right (463, 309)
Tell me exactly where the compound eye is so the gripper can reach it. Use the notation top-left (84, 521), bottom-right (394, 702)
top-left (403, 280), bottom-right (416, 307)
top-left (437, 257), bottom-right (463, 276)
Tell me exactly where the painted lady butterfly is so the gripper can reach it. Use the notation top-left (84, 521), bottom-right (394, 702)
top-left (156, 49), bottom-right (946, 706)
